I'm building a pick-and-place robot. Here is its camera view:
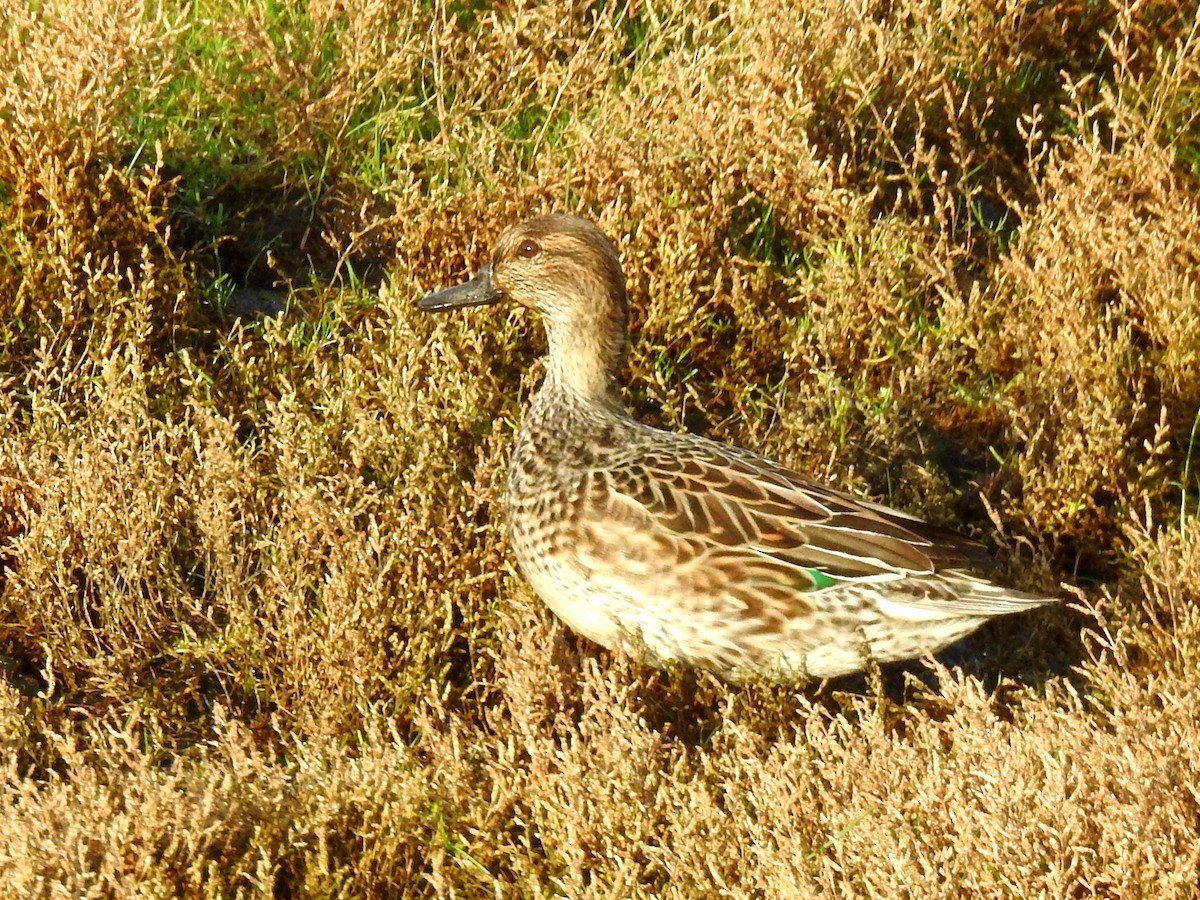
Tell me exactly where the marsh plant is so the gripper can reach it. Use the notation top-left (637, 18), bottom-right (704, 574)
top-left (0, 0), bottom-right (1198, 896)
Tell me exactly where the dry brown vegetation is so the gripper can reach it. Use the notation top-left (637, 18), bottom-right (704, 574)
top-left (1, 0), bottom-right (1199, 895)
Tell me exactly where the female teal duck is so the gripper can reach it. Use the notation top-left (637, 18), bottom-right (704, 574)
top-left (419, 214), bottom-right (1055, 681)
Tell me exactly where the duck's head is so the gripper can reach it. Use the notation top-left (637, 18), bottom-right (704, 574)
top-left (419, 214), bottom-right (630, 399)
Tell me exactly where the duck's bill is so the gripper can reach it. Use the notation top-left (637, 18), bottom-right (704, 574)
top-left (417, 262), bottom-right (503, 311)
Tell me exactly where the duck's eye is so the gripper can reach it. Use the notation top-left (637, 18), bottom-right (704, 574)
top-left (518, 239), bottom-right (541, 259)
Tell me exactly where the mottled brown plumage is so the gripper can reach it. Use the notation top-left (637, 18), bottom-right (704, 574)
top-left (419, 214), bottom-right (1056, 681)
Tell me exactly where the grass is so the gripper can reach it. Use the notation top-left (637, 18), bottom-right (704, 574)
top-left (2, 0), bottom-right (1200, 895)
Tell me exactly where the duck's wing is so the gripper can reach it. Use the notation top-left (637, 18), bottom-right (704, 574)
top-left (575, 435), bottom-right (1053, 617)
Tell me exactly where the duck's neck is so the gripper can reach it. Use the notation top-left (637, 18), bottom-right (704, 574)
top-left (540, 307), bottom-right (628, 405)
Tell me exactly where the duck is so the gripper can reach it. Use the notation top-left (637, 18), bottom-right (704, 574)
top-left (418, 213), bottom-right (1056, 682)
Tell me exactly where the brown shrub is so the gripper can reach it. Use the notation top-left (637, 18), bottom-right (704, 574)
top-left (0, 0), bottom-right (1199, 895)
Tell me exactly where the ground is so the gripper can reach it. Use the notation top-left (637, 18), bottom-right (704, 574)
top-left (0, 0), bottom-right (1198, 896)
